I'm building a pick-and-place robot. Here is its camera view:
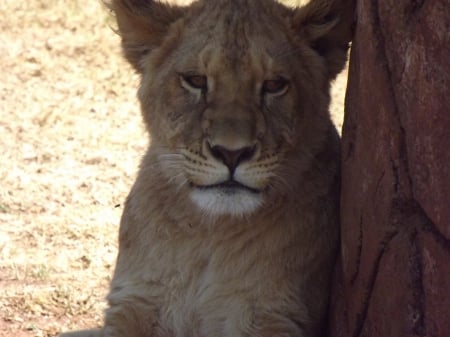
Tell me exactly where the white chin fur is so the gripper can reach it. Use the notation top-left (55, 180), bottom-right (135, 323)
top-left (190, 188), bottom-right (263, 217)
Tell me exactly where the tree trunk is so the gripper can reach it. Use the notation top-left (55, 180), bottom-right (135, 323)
top-left (329, 1), bottom-right (450, 337)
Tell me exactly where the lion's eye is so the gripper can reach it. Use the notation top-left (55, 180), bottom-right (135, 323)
top-left (262, 77), bottom-right (289, 95)
top-left (181, 74), bottom-right (208, 91)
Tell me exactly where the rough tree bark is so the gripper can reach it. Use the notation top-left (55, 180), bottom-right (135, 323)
top-left (329, 1), bottom-right (450, 337)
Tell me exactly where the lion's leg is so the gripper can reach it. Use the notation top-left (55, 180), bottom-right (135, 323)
top-left (60, 329), bottom-right (102, 337)
top-left (100, 300), bottom-right (156, 337)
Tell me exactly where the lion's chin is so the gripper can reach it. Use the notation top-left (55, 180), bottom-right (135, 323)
top-left (189, 186), bottom-right (263, 217)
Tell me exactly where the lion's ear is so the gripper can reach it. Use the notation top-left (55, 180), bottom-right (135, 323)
top-left (292, 0), bottom-right (355, 80)
top-left (108, 0), bottom-right (184, 72)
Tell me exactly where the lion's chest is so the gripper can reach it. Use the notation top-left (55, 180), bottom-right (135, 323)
top-left (113, 213), bottom-right (308, 337)
top-left (155, 247), bottom-right (256, 337)
top-left (139, 232), bottom-right (270, 337)
top-left (160, 270), bottom-right (246, 337)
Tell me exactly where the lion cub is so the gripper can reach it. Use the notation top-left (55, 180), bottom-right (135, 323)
top-left (62, 0), bottom-right (353, 336)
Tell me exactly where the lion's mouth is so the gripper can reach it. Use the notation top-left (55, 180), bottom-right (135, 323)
top-left (189, 180), bottom-right (264, 215)
top-left (192, 180), bottom-right (261, 194)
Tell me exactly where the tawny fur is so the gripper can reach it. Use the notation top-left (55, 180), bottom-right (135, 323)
top-left (61, 0), bottom-right (354, 336)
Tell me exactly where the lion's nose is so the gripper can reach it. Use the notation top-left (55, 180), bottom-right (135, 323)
top-left (209, 144), bottom-right (256, 173)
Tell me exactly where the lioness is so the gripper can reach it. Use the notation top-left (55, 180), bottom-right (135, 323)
top-left (62, 0), bottom-right (354, 336)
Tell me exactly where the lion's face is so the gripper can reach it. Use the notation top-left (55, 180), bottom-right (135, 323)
top-left (111, 0), bottom-right (351, 217)
top-left (143, 31), bottom-right (319, 216)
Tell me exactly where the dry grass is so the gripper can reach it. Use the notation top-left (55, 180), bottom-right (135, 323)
top-left (0, 1), bottom-right (346, 336)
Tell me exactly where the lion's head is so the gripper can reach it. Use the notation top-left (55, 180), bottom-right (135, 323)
top-left (110, 0), bottom-right (352, 217)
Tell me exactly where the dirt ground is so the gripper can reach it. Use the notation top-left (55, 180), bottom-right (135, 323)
top-left (0, 1), bottom-right (347, 336)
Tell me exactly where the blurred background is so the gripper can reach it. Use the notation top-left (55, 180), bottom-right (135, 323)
top-left (0, 1), bottom-right (346, 336)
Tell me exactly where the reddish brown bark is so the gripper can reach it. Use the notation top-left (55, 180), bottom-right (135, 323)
top-left (329, 1), bottom-right (450, 336)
